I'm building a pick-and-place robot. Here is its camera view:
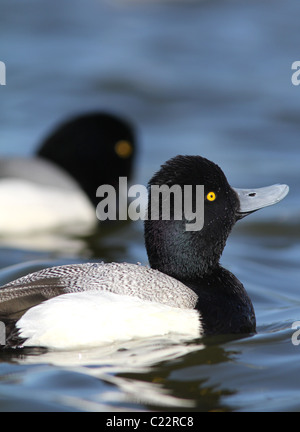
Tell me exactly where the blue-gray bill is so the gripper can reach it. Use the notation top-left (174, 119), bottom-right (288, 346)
top-left (234, 184), bottom-right (289, 219)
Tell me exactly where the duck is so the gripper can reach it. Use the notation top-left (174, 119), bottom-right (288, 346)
top-left (0, 112), bottom-right (136, 235)
top-left (0, 155), bottom-right (289, 349)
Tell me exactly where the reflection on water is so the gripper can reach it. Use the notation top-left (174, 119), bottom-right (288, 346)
top-left (1, 337), bottom-right (204, 410)
top-left (0, 333), bottom-right (255, 412)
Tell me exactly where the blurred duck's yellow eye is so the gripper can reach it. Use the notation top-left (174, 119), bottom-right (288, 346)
top-left (114, 140), bottom-right (133, 158)
top-left (207, 192), bottom-right (216, 201)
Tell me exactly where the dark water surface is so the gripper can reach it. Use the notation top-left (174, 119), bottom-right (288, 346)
top-left (0, 0), bottom-right (299, 412)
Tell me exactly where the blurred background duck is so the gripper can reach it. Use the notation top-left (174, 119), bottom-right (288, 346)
top-left (0, 112), bottom-right (137, 237)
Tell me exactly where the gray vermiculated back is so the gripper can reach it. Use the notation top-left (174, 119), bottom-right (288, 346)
top-left (0, 262), bottom-right (198, 310)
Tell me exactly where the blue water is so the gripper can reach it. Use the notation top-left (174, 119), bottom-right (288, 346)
top-left (0, 0), bottom-right (299, 412)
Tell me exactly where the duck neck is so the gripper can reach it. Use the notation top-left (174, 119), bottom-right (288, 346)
top-left (144, 219), bottom-right (225, 282)
top-left (186, 266), bottom-right (256, 335)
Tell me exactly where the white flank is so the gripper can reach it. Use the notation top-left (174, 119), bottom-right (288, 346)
top-left (0, 179), bottom-right (96, 234)
top-left (17, 291), bottom-right (202, 350)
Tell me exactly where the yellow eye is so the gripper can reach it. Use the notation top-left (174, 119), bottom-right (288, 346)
top-left (114, 140), bottom-right (133, 158)
top-left (207, 192), bottom-right (216, 202)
